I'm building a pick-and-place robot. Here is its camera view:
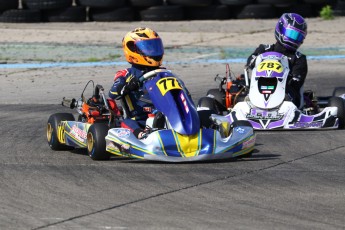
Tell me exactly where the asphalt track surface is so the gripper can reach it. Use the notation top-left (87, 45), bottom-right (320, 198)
top-left (1, 20), bottom-right (345, 229)
top-left (1, 63), bottom-right (345, 230)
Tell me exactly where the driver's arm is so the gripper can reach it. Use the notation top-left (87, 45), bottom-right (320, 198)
top-left (246, 44), bottom-right (270, 69)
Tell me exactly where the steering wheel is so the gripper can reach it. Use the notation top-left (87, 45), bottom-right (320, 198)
top-left (140, 69), bottom-right (171, 82)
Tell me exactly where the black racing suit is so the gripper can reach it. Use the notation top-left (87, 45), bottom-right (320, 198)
top-left (246, 42), bottom-right (308, 109)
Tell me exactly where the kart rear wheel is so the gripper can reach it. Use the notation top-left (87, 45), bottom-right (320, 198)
top-left (47, 113), bottom-right (75, 150)
top-left (328, 96), bottom-right (345, 129)
top-left (197, 96), bottom-right (224, 115)
top-left (87, 123), bottom-right (111, 160)
top-left (206, 88), bottom-right (225, 107)
top-left (332, 87), bottom-right (345, 98)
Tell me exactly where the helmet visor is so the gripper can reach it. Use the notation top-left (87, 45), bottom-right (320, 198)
top-left (136, 38), bottom-right (164, 57)
top-left (283, 27), bottom-right (305, 42)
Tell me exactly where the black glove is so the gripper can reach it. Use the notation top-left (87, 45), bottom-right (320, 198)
top-left (121, 75), bottom-right (140, 95)
top-left (288, 74), bottom-right (302, 88)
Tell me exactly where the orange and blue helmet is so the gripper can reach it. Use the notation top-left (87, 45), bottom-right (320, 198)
top-left (122, 27), bottom-right (164, 67)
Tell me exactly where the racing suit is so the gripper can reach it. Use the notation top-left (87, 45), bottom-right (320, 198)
top-left (246, 42), bottom-right (308, 109)
top-left (109, 65), bottom-right (164, 138)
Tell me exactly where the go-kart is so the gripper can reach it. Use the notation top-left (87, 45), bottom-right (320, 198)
top-left (105, 69), bottom-right (256, 162)
top-left (46, 80), bottom-right (121, 160)
top-left (197, 51), bottom-right (345, 130)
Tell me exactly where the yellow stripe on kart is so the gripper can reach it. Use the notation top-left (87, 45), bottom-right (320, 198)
top-left (57, 124), bottom-right (65, 144)
top-left (222, 135), bottom-right (254, 153)
top-left (173, 129), bottom-right (201, 158)
top-left (157, 132), bottom-right (168, 156)
top-left (232, 145), bottom-right (255, 157)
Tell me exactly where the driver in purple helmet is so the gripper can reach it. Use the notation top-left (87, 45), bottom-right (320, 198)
top-left (246, 13), bottom-right (308, 109)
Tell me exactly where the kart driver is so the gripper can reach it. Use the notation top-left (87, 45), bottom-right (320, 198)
top-left (246, 13), bottom-right (308, 109)
top-left (109, 27), bottom-right (165, 139)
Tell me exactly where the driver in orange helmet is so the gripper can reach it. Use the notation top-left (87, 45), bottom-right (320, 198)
top-left (109, 27), bottom-right (165, 139)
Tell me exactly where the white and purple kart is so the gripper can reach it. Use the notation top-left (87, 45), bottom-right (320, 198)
top-left (207, 52), bottom-right (345, 130)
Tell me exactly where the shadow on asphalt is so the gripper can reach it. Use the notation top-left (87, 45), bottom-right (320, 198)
top-left (66, 143), bottom-right (280, 164)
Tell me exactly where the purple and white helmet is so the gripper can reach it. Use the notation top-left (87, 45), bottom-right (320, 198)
top-left (275, 13), bottom-right (307, 51)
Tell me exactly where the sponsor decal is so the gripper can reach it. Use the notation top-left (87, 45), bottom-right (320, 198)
top-left (293, 122), bottom-right (322, 128)
top-left (180, 93), bottom-right (189, 114)
top-left (262, 90), bottom-right (272, 94)
top-left (115, 129), bottom-right (131, 138)
top-left (143, 107), bottom-right (152, 112)
top-left (235, 127), bottom-right (245, 134)
top-left (260, 86), bottom-right (275, 90)
top-left (247, 109), bottom-right (283, 120)
top-left (242, 137), bottom-right (256, 149)
top-left (71, 125), bottom-right (87, 142)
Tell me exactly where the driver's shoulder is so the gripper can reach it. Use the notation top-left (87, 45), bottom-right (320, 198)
top-left (295, 50), bottom-right (306, 59)
top-left (258, 44), bottom-right (274, 52)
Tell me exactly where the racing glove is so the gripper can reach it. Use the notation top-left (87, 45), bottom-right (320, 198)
top-left (288, 74), bottom-right (303, 89)
top-left (247, 55), bottom-right (257, 69)
top-left (121, 75), bottom-right (140, 95)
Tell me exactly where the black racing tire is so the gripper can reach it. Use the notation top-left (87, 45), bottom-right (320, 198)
top-left (129, 0), bottom-right (163, 7)
top-left (303, 0), bottom-right (337, 4)
top-left (206, 88), bottom-right (225, 106)
top-left (43, 6), bottom-right (86, 22)
top-left (197, 96), bottom-right (224, 115)
top-left (87, 123), bottom-right (111, 160)
top-left (219, 0), bottom-right (254, 5)
top-left (185, 5), bottom-right (229, 20)
top-left (76, 0), bottom-right (126, 8)
top-left (140, 5), bottom-right (184, 21)
top-left (236, 4), bottom-right (277, 19)
top-left (0, 9), bottom-right (42, 23)
top-left (167, 0), bottom-right (212, 6)
top-left (198, 110), bottom-right (215, 129)
top-left (334, 1), bottom-right (345, 16)
top-left (332, 87), bottom-right (345, 97)
top-left (23, 0), bottom-right (72, 10)
top-left (276, 4), bottom-right (314, 18)
top-left (89, 7), bottom-right (135, 22)
top-left (328, 97), bottom-right (345, 129)
top-left (257, 0), bottom-right (296, 5)
top-left (0, 0), bottom-right (18, 12)
top-left (47, 113), bottom-right (75, 151)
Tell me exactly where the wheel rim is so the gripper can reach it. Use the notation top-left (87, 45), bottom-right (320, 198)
top-left (87, 132), bottom-right (94, 153)
top-left (47, 123), bottom-right (53, 142)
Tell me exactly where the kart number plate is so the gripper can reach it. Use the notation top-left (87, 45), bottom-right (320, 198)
top-left (247, 109), bottom-right (283, 120)
top-left (156, 77), bottom-right (182, 96)
top-left (257, 60), bottom-right (283, 73)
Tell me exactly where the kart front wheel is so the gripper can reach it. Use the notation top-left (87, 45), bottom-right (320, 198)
top-left (87, 123), bottom-right (111, 160)
top-left (328, 96), bottom-right (345, 129)
top-left (47, 113), bottom-right (75, 150)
